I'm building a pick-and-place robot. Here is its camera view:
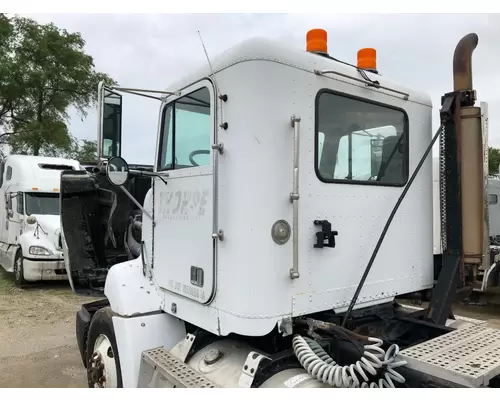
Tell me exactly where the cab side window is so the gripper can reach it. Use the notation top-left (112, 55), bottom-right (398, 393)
top-left (316, 90), bottom-right (408, 186)
top-left (0, 161), bottom-right (4, 188)
top-left (17, 193), bottom-right (24, 214)
top-left (6, 194), bottom-right (12, 211)
top-left (158, 86), bottom-right (211, 171)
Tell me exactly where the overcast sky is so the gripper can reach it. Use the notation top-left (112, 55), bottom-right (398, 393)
top-left (21, 13), bottom-right (500, 164)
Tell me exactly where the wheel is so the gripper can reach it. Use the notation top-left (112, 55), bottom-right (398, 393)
top-left (13, 251), bottom-right (27, 287)
top-left (86, 307), bottom-right (123, 388)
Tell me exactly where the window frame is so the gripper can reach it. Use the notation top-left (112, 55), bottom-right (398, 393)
top-left (314, 89), bottom-right (410, 188)
top-left (156, 82), bottom-right (214, 173)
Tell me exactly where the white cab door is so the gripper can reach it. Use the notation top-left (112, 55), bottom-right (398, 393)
top-left (152, 80), bottom-right (216, 304)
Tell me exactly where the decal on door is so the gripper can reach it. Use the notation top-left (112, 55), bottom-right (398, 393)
top-left (157, 189), bottom-right (209, 221)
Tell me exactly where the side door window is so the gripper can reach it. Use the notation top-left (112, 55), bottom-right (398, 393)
top-left (5, 193), bottom-right (12, 228)
top-left (17, 193), bottom-right (24, 215)
top-left (0, 161), bottom-right (4, 188)
top-left (158, 86), bottom-right (212, 171)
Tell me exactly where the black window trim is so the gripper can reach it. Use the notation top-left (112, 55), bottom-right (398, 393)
top-left (314, 88), bottom-right (410, 188)
top-left (157, 80), bottom-right (214, 173)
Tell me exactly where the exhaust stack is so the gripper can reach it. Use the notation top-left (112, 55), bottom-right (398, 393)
top-left (453, 33), bottom-right (479, 92)
top-left (452, 33), bottom-right (485, 266)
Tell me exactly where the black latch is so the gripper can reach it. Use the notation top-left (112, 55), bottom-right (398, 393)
top-left (313, 220), bottom-right (338, 249)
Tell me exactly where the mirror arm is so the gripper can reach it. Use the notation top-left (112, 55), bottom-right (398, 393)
top-left (106, 86), bottom-right (179, 96)
top-left (118, 90), bottom-right (162, 101)
top-left (153, 174), bottom-right (168, 185)
top-left (119, 185), bottom-right (154, 224)
top-left (130, 169), bottom-right (168, 185)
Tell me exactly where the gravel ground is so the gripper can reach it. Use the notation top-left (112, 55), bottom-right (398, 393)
top-left (2, 265), bottom-right (500, 388)
top-left (0, 268), bottom-right (91, 388)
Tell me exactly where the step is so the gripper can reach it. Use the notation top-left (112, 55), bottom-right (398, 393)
top-left (399, 322), bottom-right (500, 387)
top-left (140, 347), bottom-right (219, 388)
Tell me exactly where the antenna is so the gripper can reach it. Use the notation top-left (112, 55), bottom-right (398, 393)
top-left (197, 30), bottom-right (220, 95)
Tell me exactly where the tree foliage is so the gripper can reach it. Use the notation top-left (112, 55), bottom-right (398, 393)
top-left (66, 138), bottom-right (98, 164)
top-left (489, 147), bottom-right (500, 176)
top-left (0, 14), bottom-right (115, 156)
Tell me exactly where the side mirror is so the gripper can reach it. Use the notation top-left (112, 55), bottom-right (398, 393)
top-left (27, 215), bottom-right (37, 225)
top-left (106, 156), bottom-right (129, 187)
top-left (98, 82), bottom-right (122, 161)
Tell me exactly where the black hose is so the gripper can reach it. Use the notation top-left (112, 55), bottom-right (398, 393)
top-left (341, 124), bottom-right (444, 327)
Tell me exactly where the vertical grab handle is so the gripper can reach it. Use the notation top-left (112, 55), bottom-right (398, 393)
top-left (290, 115), bottom-right (301, 279)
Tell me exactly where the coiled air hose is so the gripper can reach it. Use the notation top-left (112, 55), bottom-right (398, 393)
top-left (292, 335), bottom-right (407, 388)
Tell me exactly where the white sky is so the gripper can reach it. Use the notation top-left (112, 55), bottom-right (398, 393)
top-left (9, 10), bottom-right (500, 164)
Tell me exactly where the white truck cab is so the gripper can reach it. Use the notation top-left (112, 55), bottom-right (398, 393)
top-left (0, 155), bottom-right (81, 286)
top-left (61, 30), bottom-right (500, 389)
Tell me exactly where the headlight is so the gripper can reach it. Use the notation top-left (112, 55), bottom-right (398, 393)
top-left (29, 246), bottom-right (52, 256)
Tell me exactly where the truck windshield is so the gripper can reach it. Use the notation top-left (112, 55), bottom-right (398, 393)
top-left (25, 193), bottom-right (60, 216)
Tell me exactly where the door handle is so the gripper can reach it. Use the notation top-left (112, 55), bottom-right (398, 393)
top-left (313, 220), bottom-right (338, 249)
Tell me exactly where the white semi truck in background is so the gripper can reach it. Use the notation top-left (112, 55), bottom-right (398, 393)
top-left (60, 29), bottom-right (500, 388)
top-left (0, 155), bottom-right (81, 286)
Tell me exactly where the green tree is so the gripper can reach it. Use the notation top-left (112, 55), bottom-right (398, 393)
top-left (0, 14), bottom-right (115, 156)
top-left (67, 137), bottom-right (98, 163)
top-left (489, 147), bottom-right (500, 176)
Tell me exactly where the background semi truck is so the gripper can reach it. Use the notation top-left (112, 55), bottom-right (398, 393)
top-left (0, 155), bottom-right (81, 286)
top-left (59, 29), bottom-right (500, 388)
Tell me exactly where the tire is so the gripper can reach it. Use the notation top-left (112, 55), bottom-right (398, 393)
top-left (13, 251), bottom-right (27, 287)
top-left (86, 307), bottom-right (123, 388)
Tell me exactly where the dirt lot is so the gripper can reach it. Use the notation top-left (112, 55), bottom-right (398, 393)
top-left (0, 268), bottom-right (91, 388)
top-left (2, 266), bottom-right (500, 388)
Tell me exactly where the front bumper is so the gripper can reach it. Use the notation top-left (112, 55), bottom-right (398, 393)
top-left (76, 298), bottom-right (110, 367)
top-left (23, 258), bottom-right (67, 281)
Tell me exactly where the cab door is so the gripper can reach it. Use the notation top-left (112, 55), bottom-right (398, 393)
top-left (152, 80), bottom-right (216, 304)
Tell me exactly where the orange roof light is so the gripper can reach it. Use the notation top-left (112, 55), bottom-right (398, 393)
top-left (31, 187), bottom-right (38, 191)
top-left (306, 29), bottom-right (328, 55)
top-left (357, 48), bottom-right (377, 72)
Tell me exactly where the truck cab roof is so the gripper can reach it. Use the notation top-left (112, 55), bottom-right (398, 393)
top-left (1, 155), bottom-right (81, 192)
top-left (165, 36), bottom-right (433, 109)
